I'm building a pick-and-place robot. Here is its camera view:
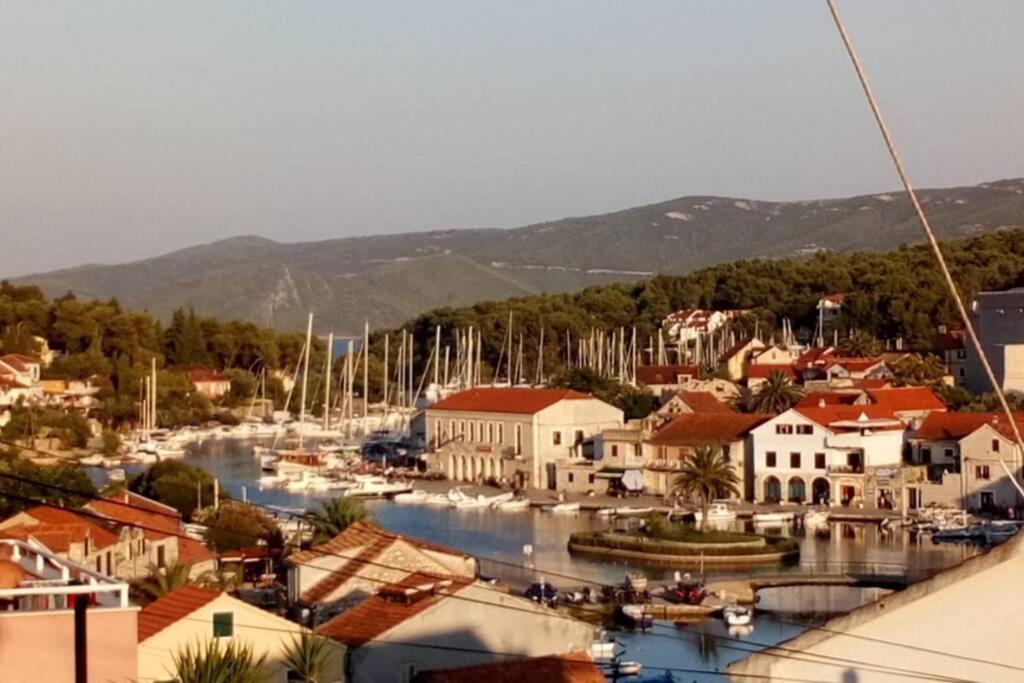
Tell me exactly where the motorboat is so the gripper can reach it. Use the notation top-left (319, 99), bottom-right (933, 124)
top-left (495, 497), bottom-right (531, 511)
top-left (393, 490), bottom-right (431, 504)
top-left (595, 507), bottom-right (617, 517)
top-left (589, 631), bottom-right (618, 660)
top-left (723, 604), bottom-right (753, 627)
top-left (273, 450), bottom-right (327, 475)
top-left (427, 489), bottom-right (468, 506)
top-left (752, 510), bottom-right (795, 524)
top-left (79, 454), bottom-right (104, 467)
top-left (614, 506), bottom-right (654, 517)
top-left (454, 491), bottom-right (514, 509)
top-left (546, 502), bottom-right (581, 513)
top-left (259, 452), bottom-right (279, 472)
top-left (803, 509), bottom-right (830, 527)
top-left (284, 472), bottom-right (349, 493)
top-left (616, 604), bottom-right (653, 630)
top-left (107, 468), bottom-right (126, 483)
top-left (131, 452), bottom-right (159, 465)
top-left (259, 474), bottom-right (288, 489)
top-left (155, 445), bottom-right (186, 460)
top-left (615, 661), bottom-right (643, 677)
top-left (343, 476), bottom-right (413, 498)
top-left (982, 521), bottom-right (1020, 544)
top-left (693, 503), bottom-right (737, 523)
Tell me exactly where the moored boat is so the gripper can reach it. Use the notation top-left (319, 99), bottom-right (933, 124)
top-left (693, 502), bottom-right (737, 523)
top-left (723, 603), bottom-right (753, 626)
top-left (546, 502), bottom-right (581, 513)
top-left (495, 497), bottom-right (531, 511)
top-left (752, 510), bottom-right (795, 524)
top-left (394, 490), bottom-right (430, 504)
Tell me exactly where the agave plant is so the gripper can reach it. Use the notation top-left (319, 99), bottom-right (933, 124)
top-left (172, 639), bottom-right (267, 683)
top-left (282, 632), bottom-right (335, 683)
top-left (138, 560), bottom-right (194, 600)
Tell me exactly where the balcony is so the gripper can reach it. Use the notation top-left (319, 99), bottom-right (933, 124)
top-left (827, 464), bottom-right (864, 475)
top-left (0, 540), bottom-right (130, 612)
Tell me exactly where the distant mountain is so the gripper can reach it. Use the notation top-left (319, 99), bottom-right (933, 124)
top-left (18, 178), bottom-right (1024, 333)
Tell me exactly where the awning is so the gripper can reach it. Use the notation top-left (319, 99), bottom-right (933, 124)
top-left (595, 468), bottom-right (644, 491)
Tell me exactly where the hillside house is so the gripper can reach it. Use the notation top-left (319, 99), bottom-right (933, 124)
top-left (0, 353), bottom-right (41, 385)
top-left (137, 585), bottom-right (344, 683)
top-left (285, 521), bottom-right (477, 620)
top-left (424, 387), bottom-right (623, 489)
top-left (662, 308), bottom-right (746, 344)
top-left (635, 364), bottom-right (700, 394)
top-left (186, 368), bottom-right (232, 399)
top-left (0, 539), bottom-right (137, 682)
top-left (933, 328), bottom-right (967, 387)
top-left (317, 573), bottom-right (596, 683)
top-left (655, 390), bottom-right (732, 422)
top-left (751, 406), bottom-right (906, 508)
top-left (817, 293), bottom-right (846, 323)
top-left (718, 338), bottom-right (766, 381)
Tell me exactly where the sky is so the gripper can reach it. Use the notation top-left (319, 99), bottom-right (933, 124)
top-left (1, 1), bottom-right (1022, 277)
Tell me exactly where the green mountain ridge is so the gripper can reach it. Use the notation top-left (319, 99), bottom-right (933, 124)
top-left (18, 178), bottom-right (1024, 333)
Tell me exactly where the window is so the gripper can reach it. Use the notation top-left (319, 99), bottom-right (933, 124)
top-left (956, 349), bottom-right (966, 359)
top-left (634, 443), bottom-right (642, 457)
top-left (976, 465), bottom-right (991, 480)
top-left (588, 474), bottom-right (596, 484)
top-left (460, 421), bottom-right (466, 438)
top-left (766, 451), bottom-right (777, 468)
top-left (775, 424), bottom-right (794, 435)
top-left (469, 422), bottom-right (475, 442)
top-left (944, 448), bottom-right (954, 459)
top-left (568, 473), bottom-right (575, 483)
top-left (958, 367), bottom-right (966, 378)
top-left (574, 430), bottom-right (584, 444)
top-left (212, 612), bottom-right (233, 638)
top-left (450, 420), bottom-right (456, 439)
top-left (157, 545), bottom-right (166, 569)
top-left (488, 423), bottom-right (494, 442)
top-left (611, 445), bottom-right (619, 458)
top-left (814, 453), bottom-right (826, 469)
top-left (96, 556), bottom-right (102, 572)
top-left (552, 431), bottom-right (562, 446)
top-left (400, 664), bottom-right (418, 683)
top-left (790, 452), bottom-right (801, 468)
top-left (497, 424), bottom-right (504, 444)
top-left (796, 425), bottom-right (813, 435)
top-left (921, 447), bottom-right (932, 464)
top-left (992, 439), bottom-right (1000, 452)
top-left (515, 425), bottom-right (522, 455)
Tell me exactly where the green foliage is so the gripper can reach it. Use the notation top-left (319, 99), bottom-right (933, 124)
top-left (200, 501), bottom-right (277, 553)
top-left (129, 460), bottom-right (226, 520)
top-left (954, 391), bottom-right (1024, 413)
top-left (890, 353), bottom-right (948, 389)
top-left (671, 445), bottom-right (740, 532)
top-left (282, 633), bottom-right (336, 683)
top-left (137, 561), bottom-right (194, 601)
top-left (172, 638), bottom-right (268, 683)
top-left (306, 498), bottom-right (373, 545)
top-left (744, 371), bottom-right (804, 415)
top-left (100, 430), bottom-right (121, 456)
top-left (1, 408), bottom-right (92, 448)
top-left (549, 367), bottom-right (657, 419)
top-left (838, 330), bottom-right (881, 357)
top-left (0, 450), bottom-right (97, 516)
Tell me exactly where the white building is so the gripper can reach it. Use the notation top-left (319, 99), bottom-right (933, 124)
top-left (424, 387), bottom-right (623, 489)
top-left (662, 308), bottom-right (745, 344)
top-left (750, 406), bottom-right (905, 507)
top-left (317, 574), bottom-right (596, 683)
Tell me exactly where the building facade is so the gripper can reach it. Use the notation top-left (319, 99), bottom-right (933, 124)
top-left (966, 288), bottom-right (1024, 394)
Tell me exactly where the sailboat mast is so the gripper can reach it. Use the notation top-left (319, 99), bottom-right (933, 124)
top-left (298, 313), bottom-right (313, 448)
top-left (363, 321), bottom-right (369, 434)
top-left (324, 333), bottom-right (333, 431)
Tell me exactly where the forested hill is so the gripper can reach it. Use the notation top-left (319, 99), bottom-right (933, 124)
top-left (17, 178), bottom-right (1024, 333)
top-left (393, 229), bottom-right (1024, 371)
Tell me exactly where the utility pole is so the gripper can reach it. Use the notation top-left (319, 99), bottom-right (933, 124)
top-left (74, 598), bottom-right (88, 683)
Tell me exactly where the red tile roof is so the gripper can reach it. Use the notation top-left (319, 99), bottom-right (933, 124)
top-left (746, 364), bottom-right (797, 380)
top-left (317, 574), bottom-right (472, 647)
top-left (287, 521), bottom-right (472, 605)
top-left (0, 354), bottom-right (39, 372)
top-left (867, 387), bottom-right (946, 412)
top-left (415, 651), bottom-right (605, 683)
top-left (933, 330), bottom-right (966, 352)
top-left (820, 293), bottom-right (846, 304)
top-left (797, 392), bottom-right (862, 408)
top-left (19, 506), bottom-right (119, 549)
top-left (137, 585), bottom-right (221, 642)
top-left (852, 378), bottom-right (892, 390)
top-left (187, 368), bottom-right (230, 383)
top-left (826, 359), bottom-right (885, 373)
top-left (912, 412), bottom-right (1024, 441)
top-left (675, 391), bottom-right (732, 413)
top-left (636, 365), bottom-right (700, 386)
top-left (649, 412), bottom-right (771, 445)
top-left (720, 338), bottom-right (755, 363)
top-left (794, 405), bottom-right (902, 430)
top-left (429, 387), bottom-right (592, 415)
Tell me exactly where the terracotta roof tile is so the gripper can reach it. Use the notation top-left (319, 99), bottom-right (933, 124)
top-left (746, 364), bottom-right (797, 379)
top-left (429, 387), bottom-right (592, 415)
top-left (86, 497), bottom-right (179, 540)
top-left (797, 392), bottom-right (862, 408)
top-left (636, 365), bottom-right (700, 386)
top-left (793, 405), bottom-right (902, 430)
top-left (649, 413), bottom-right (771, 445)
top-left (20, 506), bottom-right (119, 549)
top-left (913, 412), bottom-right (1024, 441)
top-left (720, 338), bottom-right (755, 363)
top-left (415, 651), bottom-right (605, 683)
top-left (675, 391), bottom-right (732, 413)
top-left (317, 574), bottom-right (472, 647)
top-left (179, 537), bottom-right (217, 564)
top-left (866, 386), bottom-right (946, 412)
top-left (137, 585), bottom-right (221, 641)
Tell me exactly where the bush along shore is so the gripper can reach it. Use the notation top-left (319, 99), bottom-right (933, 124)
top-left (567, 524), bottom-right (800, 567)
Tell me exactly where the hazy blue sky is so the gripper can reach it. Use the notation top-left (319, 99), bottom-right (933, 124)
top-left (2, 1), bottom-right (1022, 277)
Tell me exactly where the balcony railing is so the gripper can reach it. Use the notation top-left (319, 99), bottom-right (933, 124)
top-left (827, 464), bottom-right (865, 475)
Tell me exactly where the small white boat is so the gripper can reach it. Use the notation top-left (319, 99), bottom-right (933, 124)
top-left (343, 476), bottom-right (413, 498)
top-left (752, 510), bottom-right (795, 524)
top-left (615, 661), bottom-right (643, 677)
top-left (427, 489), bottom-right (468, 506)
top-left (453, 495), bottom-right (491, 509)
top-left (79, 454), bottom-right (104, 467)
top-left (102, 456), bottom-right (123, 468)
top-left (723, 604), bottom-right (753, 627)
top-left (546, 502), bottom-right (581, 513)
top-left (803, 509), bottom-right (830, 527)
top-left (107, 468), bottom-right (126, 483)
top-left (615, 506), bottom-right (654, 517)
top-left (693, 502), bottom-right (737, 523)
top-left (496, 497), bottom-right (531, 511)
top-left (589, 631), bottom-right (617, 660)
top-left (394, 490), bottom-right (430, 504)
top-left (133, 452), bottom-right (159, 465)
top-left (595, 507), bottom-right (617, 517)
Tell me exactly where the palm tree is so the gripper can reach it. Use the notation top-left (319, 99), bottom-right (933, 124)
top-left (138, 560), bottom-right (194, 600)
top-left (672, 446), bottom-right (740, 532)
top-left (839, 330), bottom-right (880, 357)
top-left (305, 497), bottom-right (373, 544)
top-left (282, 632), bottom-right (334, 683)
top-left (747, 371), bottom-right (804, 414)
top-left (172, 639), bottom-right (267, 683)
